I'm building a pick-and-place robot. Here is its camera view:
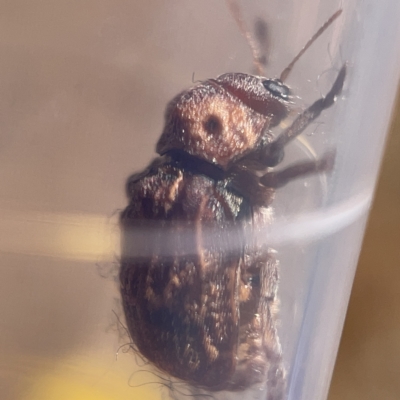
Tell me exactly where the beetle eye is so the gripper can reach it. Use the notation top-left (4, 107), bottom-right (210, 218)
top-left (262, 79), bottom-right (290, 100)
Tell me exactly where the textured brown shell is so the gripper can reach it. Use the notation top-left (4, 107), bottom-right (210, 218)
top-left (120, 164), bottom-right (245, 388)
top-left (156, 74), bottom-right (289, 169)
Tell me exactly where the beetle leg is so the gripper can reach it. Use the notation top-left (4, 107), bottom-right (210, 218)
top-left (258, 254), bottom-right (285, 400)
top-left (237, 249), bottom-right (286, 400)
top-left (227, 167), bottom-right (275, 207)
top-left (230, 249), bottom-right (285, 399)
top-left (228, 148), bottom-right (334, 204)
top-left (260, 149), bottom-right (335, 188)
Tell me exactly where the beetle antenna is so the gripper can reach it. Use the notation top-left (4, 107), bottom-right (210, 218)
top-left (226, 0), bottom-right (265, 75)
top-left (280, 9), bottom-right (342, 82)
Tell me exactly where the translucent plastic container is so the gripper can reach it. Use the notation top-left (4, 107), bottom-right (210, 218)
top-left (1, 1), bottom-right (400, 400)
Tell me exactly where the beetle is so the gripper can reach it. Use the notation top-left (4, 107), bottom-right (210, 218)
top-left (119, 3), bottom-right (345, 399)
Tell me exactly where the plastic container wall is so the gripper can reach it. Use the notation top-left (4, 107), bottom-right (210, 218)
top-left (1, 1), bottom-right (400, 400)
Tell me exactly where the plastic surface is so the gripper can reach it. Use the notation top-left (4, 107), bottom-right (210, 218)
top-left (1, 1), bottom-right (400, 400)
